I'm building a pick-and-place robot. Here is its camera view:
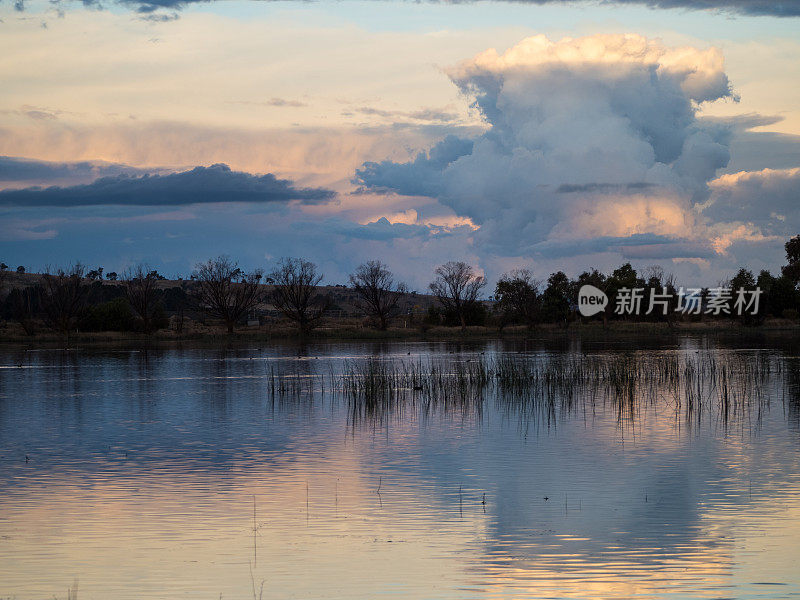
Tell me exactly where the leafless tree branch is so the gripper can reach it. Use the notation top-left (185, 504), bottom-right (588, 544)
top-left (269, 258), bottom-right (327, 333)
top-left (349, 261), bottom-right (407, 330)
top-left (429, 261), bottom-right (486, 331)
top-left (192, 256), bottom-right (263, 333)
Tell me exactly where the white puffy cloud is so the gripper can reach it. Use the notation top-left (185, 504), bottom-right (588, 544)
top-left (355, 33), bottom-right (735, 259)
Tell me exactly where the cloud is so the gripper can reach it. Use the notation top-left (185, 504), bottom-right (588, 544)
top-left (700, 113), bottom-right (785, 132)
top-left (0, 217), bottom-right (58, 241)
top-left (346, 106), bottom-right (460, 124)
top-left (0, 105), bottom-right (68, 122)
top-left (297, 216), bottom-right (436, 242)
top-left (354, 135), bottom-right (473, 196)
top-left (527, 233), bottom-right (717, 259)
top-left (613, 0), bottom-right (800, 17)
top-left (725, 130), bottom-right (800, 172)
top-left (229, 98), bottom-right (308, 108)
top-left (138, 12), bottom-right (179, 22)
top-left (24, 109), bottom-right (56, 120)
top-left (0, 121), bottom-right (479, 192)
top-left (556, 182), bottom-right (656, 194)
top-left (0, 163), bottom-right (335, 207)
top-left (0, 155), bottom-right (153, 188)
top-left (34, 0), bottom-right (800, 17)
top-left (355, 34), bottom-right (735, 259)
top-left (704, 167), bottom-right (800, 235)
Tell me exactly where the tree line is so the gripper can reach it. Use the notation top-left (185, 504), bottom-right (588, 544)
top-left (1, 235), bottom-right (799, 338)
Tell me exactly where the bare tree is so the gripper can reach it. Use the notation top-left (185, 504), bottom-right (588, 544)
top-left (123, 264), bottom-right (161, 333)
top-left (192, 256), bottom-right (263, 333)
top-left (40, 264), bottom-right (89, 341)
top-left (8, 286), bottom-right (41, 335)
top-left (429, 261), bottom-right (487, 330)
top-left (349, 261), bottom-right (407, 330)
top-left (642, 264), bottom-right (665, 285)
top-left (269, 258), bottom-right (327, 333)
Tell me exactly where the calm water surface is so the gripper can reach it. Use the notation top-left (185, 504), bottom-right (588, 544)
top-left (1, 337), bottom-right (799, 599)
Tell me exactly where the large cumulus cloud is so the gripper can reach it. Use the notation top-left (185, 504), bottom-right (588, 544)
top-left (0, 163), bottom-right (335, 207)
top-left (355, 34), bottom-right (735, 259)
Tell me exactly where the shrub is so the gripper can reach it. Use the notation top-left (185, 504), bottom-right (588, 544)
top-left (80, 297), bottom-right (136, 332)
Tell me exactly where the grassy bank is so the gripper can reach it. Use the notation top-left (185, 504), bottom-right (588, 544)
top-left (1, 317), bottom-right (798, 348)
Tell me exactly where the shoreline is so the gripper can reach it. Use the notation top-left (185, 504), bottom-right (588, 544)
top-left (2, 320), bottom-right (798, 349)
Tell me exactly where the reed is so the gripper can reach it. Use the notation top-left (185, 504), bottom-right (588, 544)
top-left (266, 350), bottom-right (788, 429)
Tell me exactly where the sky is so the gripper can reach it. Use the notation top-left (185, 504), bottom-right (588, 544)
top-left (1, 0), bottom-right (799, 290)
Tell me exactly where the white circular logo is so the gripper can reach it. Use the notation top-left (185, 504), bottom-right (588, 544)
top-left (578, 285), bottom-right (608, 317)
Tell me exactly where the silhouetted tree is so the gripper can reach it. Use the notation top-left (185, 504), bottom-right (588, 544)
top-left (269, 258), bottom-right (327, 333)
top-left (123, 264), bottom-right (162, 333)
top-left (641, 265), bottom-right (678, 325)
top-left (192, 256), bottom-right (263, 333)
top-left (86, 267), bottom-right (104, 281)
top-left (16, 266), bottom-right (25, 274)
top-left (163, 284), bottom-right (190, 333)
top-left (605, 263), bottom-right (644, 320)
top-left (429, 261), bottom-right (486, 331)
top-left (730, 267), bottom-right (756, 289)
top-left (573, 268), bottom-right (609, 325)
top-left (7, 286), bottom-right (41, 335)
top-left (494, 269), bottom-right (541, 328)
top-left (782, 234), bottom-right (800, 286)
top-left (0, 263), bottom-right (7, 300)
top-left (40, 264), bottom-right (89, 341)
top-left (106, 271), bottom-right (118, 281)
top-left (541, 271), bottom-right (572, 325)
top-left (349, 261), bottom-right (407, 330)
top-left (758, 270), bottom-right (798, 318)
top-left (729, 267), bottom-right (762, 325)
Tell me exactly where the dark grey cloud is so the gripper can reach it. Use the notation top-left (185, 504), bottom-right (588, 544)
top-left (725, 130), bottom-right (800, 173)
top-left (28, 0), bottom-right (800, 17)
top-left (353, 135), bottom-right (474, 197)
top-left (0, 163), bottom-right (335, 207)
top-left (608, 0), bottom-right (800, 17)
top-left (556, 182), bottom-right (657, 194)
top-left (704, 168), bottom-right (800, 235)
top-left (620, 241), bottom-right (717, 259)
top-left (529, 233), bottom-right (716, 259)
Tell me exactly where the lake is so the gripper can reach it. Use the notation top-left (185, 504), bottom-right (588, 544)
top-left (1, 335), bottom-right (799, 599)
